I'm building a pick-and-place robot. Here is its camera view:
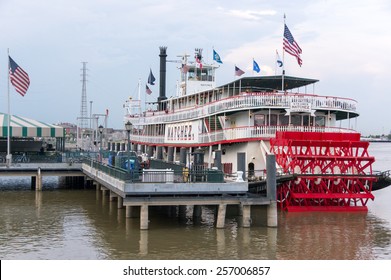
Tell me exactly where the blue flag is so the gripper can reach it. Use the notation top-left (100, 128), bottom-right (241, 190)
top-left (253, 59), bottom-right (260, 73)
top-left (147, 69), bottom-right (155, 85)
top-left (213, 49), bottom-right (223, 64)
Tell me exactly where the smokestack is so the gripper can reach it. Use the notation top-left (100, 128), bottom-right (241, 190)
top-left (158, 46), bottom-right (167, 111)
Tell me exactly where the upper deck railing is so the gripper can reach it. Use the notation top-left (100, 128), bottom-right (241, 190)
top-left (126, 92), bottom-right (358, 125)
top-left (129, 125), bottom-right (356, 146)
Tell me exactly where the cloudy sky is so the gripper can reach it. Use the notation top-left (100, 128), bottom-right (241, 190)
top-left (0, 0), bottom-right (390, 135)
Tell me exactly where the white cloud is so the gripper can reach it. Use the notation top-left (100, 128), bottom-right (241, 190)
top-left (222, 8), bottom-right (277, 21)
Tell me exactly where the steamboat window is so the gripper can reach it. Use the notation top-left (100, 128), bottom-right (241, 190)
top-left (188, 68), bottom-right (214, 81)
top-left (254, 114), bottom-right (265, 126)
top-left (315, 116), bottom-right (325, 127)
top-left (188, 69), bottom-right (196, 80)
top-left (291, 115), bottom-right (301, 126)
top-left (303, 115), bottom-right (313, 126)
top-left (280, 115), bottom-right (289, 126)
top-left (267, 114), bottom-right (278, 126)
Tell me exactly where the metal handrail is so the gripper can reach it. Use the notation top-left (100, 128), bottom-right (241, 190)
top-left (82, 157), bottom-right (225, 183)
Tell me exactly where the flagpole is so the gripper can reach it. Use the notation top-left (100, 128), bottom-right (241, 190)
top-left (144, 83), bottom-right (147, 113)
top-left (6, 48), bottom-right (11, 167)
top-left (233, 65), bottom-right (236, 95)
top-left (138, 78), bottom-right (141, 115)
top-left (282, 14), bottom-right (286, 92)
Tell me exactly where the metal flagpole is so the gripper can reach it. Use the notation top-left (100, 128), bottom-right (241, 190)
top-left (138, 78), bottom-right (141, 115)
top-left (6, 48), bottom-right (11, 167)
top-left (282, 14), bottom-right (286, 92)
top-left (144, 81), bottom-right (148, 113)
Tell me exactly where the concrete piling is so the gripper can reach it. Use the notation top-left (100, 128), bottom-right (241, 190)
top-left (266, 154), bottom-right (278, 227)
top-left (117, 196), bottom-right (123, 209)
top-left (140, 205), bottom-right (149, 230)
top-left (242, 205), bottom-right (251, 227)
top-left (216, 204), bottom-right (227, 228)
top-left (36, 168), bottom-right (42, 191)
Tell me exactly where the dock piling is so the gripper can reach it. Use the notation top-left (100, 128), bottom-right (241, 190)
top-left (242, 205), bottom-right (251, 227)
top-left (216, 204), bottom-right (227, 228)
top-left (117, 196), bottom-right (123, 209)
top-left (266, 154), bottom-right (278, 227)
top-left (193, 205), bottom-right (202, 218)
top-left (36, 168), bottom-right (42, 191)
top-left (140, 205), bottom-right (149, 230)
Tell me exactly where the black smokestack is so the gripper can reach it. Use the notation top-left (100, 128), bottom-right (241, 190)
top-left (158, 46), bottom-right (167, 111)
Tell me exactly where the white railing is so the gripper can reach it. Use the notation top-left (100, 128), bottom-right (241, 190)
top-left (129, 125), bottom-right (356, 145)
top-left (126, 93), bottom-right (358, 125)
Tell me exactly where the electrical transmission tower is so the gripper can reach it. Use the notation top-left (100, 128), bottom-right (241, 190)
top-left (79, 62), bottom-right (88, 129)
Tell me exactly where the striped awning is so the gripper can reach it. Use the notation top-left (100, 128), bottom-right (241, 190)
top-left (0, 113), bottom-right (64, 138)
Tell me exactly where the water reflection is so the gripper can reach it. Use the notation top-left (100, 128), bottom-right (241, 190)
top-left (35, 190), bottom-right (42, 214)
top-left (276, 212), bottom-right (391, 259)
top-left (139, 230), bottom-right (148, 256)
top-left (216, 229), bottom-right (225, 258)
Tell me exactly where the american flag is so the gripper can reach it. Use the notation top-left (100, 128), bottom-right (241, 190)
top-left (181, 63), bottom-right (189, 73)
top-left (235, 65), bottom-right (245, 76)
top-left (146, 84), bottom-right (152, 95)
top-left (283, 24), bottom-right (302, 66)
top-left (9, 56), bottom-right (30, 96)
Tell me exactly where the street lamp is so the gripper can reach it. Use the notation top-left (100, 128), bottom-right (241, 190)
top-left (98, 125), bottom-right (103, 162)
top-left (125, 121), bottom-right (132, 153)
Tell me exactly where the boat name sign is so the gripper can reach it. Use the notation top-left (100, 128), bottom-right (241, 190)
top-left (290, 102), bottom-right (312, 112)
top-left (285, 102), bottom-right (316, 116)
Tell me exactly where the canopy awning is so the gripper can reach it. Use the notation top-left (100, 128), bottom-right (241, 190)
top-left (0, 113), bottom-right (64, 138)
top-left (225, 75), bottom-right (319, 92)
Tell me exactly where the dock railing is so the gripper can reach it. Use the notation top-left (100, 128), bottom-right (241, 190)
top-left (82, 157), bottom-right (225, 183)
top-left (0, 152), bottom-right (62, 164)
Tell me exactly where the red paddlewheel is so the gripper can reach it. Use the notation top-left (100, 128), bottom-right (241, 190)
top-left (270, 132), bottom-right (376, 212)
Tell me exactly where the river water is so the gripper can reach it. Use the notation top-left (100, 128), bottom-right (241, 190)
top-left (1, 143), bottom-right (391, 260)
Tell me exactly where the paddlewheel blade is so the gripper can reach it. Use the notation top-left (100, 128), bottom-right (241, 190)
top-left (270, 132), bottom-right (376, 212)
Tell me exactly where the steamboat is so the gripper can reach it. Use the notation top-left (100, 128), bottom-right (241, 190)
top-left (124, 47), bottom-right (387, 212)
